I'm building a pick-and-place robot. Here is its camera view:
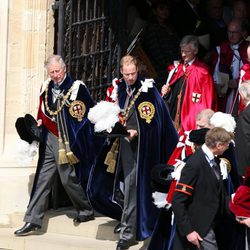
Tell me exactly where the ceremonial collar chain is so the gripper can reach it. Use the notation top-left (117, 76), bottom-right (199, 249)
top-left (121, 87), bottom-right (142, 123)
top-left (44, 78), bottom-right (75, 118)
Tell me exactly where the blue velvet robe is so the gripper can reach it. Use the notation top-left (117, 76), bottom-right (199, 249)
top-left (88, 76), bottom-right (178, 241)
top-left (31, 75), bottom-right (104, 200)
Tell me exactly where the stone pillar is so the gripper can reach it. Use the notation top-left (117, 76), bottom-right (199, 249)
top-left (0, 0), bottom-right (55, 225)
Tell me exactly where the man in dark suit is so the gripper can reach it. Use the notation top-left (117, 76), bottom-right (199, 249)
top-left (172, 127), bottom-right (233, 249)
top-left (235, 80), bottom-right (250, 176)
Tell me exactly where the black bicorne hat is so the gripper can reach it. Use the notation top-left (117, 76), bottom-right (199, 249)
top-left (189, 128), bottom-right (210, 145)
top-left (15, 114), bottom-right (43, 143)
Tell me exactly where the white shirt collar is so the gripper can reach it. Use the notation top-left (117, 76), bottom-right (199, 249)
top-left (202, 144), bottom-right (214, 163)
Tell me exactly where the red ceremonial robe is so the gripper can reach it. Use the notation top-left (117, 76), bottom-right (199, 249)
top-left (167, 58), bottom-right (216, 132)
top-left (238, 63), bottom-right (250, 113)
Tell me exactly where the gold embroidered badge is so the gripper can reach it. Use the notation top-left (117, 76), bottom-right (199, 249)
top-left (69, 100), bottom-right (86, 122)
top-left (138, 102), bottom-right (155, 124)
top-left (192, 92), bottom-right (201, 103)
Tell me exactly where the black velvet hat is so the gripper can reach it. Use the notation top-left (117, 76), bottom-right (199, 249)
top-left (151, 164), bottom-right (175, 193)
top-left (15, 114), bottom-right (43, 143)
top-left (95, 122), bottom-right (129, 138)
top-left (189, 128), bottom-right (210, 145)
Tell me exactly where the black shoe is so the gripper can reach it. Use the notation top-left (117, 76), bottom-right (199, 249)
top-left (114, 222), bottom-right (121, 234)
top-left (73, 214), bottom-right (94, 223)
top-left (116, 239), bottom-right (138, 250)
top-left (14, 222), bottom-right (41, 236)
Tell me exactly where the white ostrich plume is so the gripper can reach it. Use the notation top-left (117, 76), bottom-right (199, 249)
top-left (14, 139), bottom-right (38, 165)
top-left (210, 112), bottom-right (236, 132)
top-left (88, 101), bottom-right (121, 132)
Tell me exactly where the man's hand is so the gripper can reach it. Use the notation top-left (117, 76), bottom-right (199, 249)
top-left (237, 217), bottom-right (250, 228)
top-left (161, 84), bottom-right (170, 96)
top-left (127, 129), bottom-right (138, 141)
top-left (186, 231), bottom-right (203, 248)
top-left (37, 119), bottom-right (42, 127)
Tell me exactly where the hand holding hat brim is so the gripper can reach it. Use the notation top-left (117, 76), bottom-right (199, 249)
top-left (95, 122), bottom-right (129, 138)
top-left (15, 114), bottom-right (43, 143)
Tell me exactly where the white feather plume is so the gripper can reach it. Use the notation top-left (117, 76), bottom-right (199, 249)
top-left (210, 112), bottom-right (236, 132)
top-left (152, 191), bottom-right (171, 209)
top-left (14, 139), bottom-right (38, 165)
top-left (88, 101), bottom-right (121, 132)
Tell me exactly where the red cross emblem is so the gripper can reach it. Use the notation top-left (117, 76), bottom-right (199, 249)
top-left (138, 101), bottom-right (155, 124)
top-left (192, 93), bottom-right (201, 103)
top-left (142, 106), bottom-right (152, 115)
top-left (73, 104), bottom-right (83, 114)
top-left (69, 100), bottom-right (86, 122)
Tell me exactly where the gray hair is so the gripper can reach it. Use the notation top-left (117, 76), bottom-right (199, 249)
top-left (44, 54), bottom-right (66, 70)
top-left (196, 109), bottom-right (215, 126)
top-left (180, 35), bottom-right (199, 50)
top-left (239, 80), bottom-right (250, 102)
top-left (205, 127), bottom-right (234, 148)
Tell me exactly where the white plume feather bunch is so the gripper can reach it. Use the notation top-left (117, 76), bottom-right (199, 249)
top-left (88, 101), bottom-right (121, 132)
top-left (14, 139), bottom-right (38, 165)
top-left (210, 112), bottom-right (236, 132)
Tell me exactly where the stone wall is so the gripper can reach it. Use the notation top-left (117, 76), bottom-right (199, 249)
top-left (0, 0), bottom-right (55, 225)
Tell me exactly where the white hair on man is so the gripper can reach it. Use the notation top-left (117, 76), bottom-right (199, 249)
top-left (239, 80), bottom-right (250, 104)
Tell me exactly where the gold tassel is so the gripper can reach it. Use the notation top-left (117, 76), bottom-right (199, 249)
top-left (58, 137), bottom-right (69, 164)
top-left (104, 139), bottom-right (118, 166)
top-left (65, 141), bottom-right (79, 165)
top-left (104, 151), bottom-right (114, 166)
top-left (106, 148), bottom-right (118, 173)
top-left (105, 139), bottom-right (119, 173)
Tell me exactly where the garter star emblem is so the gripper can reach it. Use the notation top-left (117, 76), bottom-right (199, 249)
top-left (192, 92), bottom-right (201, 103)
top-left (69, 100), bottom-right (86, 122)
top-left (138, 102), bottom-right (155, 124)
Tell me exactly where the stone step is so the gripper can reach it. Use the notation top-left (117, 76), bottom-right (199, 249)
top-left (10, 208), bottom-right (119, 241)
top-left (0, 228), bottom-right (146, 250)
top-left (3, 208), bottom-right (149, 250)
top-left (1, 228), bottom-right (107, 250)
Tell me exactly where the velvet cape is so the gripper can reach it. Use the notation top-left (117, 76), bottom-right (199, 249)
top-left (87, 76), bottom-right (178, 241)
top-left (30, 75), bottom-right (104, 201)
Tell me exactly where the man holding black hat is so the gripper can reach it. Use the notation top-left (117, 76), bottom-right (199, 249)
top-left (14, 55), bottom-right (100, 236)
top-left (88, 55), bottom-right (178, 250)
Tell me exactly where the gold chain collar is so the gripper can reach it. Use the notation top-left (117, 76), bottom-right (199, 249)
top-left (44, 78), bottom-right (75, 117)
top-left (121, 88), bottom-right (142, 123)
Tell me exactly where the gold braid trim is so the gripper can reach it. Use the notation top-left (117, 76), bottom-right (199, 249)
top-left (120, 88), bottom-right (142, 124)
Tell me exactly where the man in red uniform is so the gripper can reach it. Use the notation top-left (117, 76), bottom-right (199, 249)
top-left (234, 42), bottom-right (250, 114)
top-left (212, 18), bottom-right (248, 115)
top-left (161, 35), bottom-right (216, 133)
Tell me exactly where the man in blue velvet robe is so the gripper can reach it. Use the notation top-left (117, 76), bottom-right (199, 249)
top-left (14, 55), bottom-right (102, 236)
top-left (88, 55), bottom-right (178, 250)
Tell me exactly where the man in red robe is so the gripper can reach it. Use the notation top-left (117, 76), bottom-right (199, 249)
top-left (162, 35), bottom-right (216, 133)
top-left (212, 18), bottom-right (248, 115)
top-left (234, 43), bottom-right (250, 114)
